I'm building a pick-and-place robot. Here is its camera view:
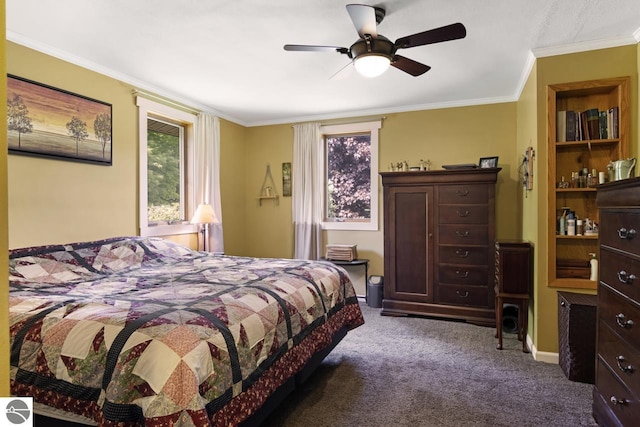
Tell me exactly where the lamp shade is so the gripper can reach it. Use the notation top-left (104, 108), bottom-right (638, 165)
top-left (354, 54), bottom-right (391, 78)
top-left (190, 203), bottom-right (218, 224)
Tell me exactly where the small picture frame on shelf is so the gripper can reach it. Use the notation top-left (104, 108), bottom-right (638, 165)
top-left (479, 156), bottom-right (499, 168)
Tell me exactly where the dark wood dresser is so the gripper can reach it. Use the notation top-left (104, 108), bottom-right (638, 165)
top-left (593, 176), bottom-right (640, 426)
top-left (380, 168), bottom-right (500, 325)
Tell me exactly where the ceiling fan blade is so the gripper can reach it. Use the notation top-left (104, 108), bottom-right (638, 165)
top-left (391, 55), bottom-right (431, 76)
top-left (284, 44), bottom-right (348, 53)
top-left (346, 4), bottom-right (378, 38)
top-left (395, 23), bottom-right (466, 49)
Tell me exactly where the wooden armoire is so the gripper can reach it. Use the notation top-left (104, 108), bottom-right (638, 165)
top-left (380, 168), bottom-right (500, 326)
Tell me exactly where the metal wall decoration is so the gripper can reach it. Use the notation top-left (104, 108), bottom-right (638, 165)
top-left (282, 162), bottom-right (292, 196)
top-left (7, 74), bottom-right (113, 165)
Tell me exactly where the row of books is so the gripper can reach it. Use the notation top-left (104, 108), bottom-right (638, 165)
top-left (556, 107), bottom-right (618, 142)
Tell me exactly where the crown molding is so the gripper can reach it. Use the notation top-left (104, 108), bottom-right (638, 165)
top-left (8, 28), bottom-right (640, 128)
top-left (6, 31), bottom-right (245, 126)
top-left (532, 34), bottom-right (637, 58)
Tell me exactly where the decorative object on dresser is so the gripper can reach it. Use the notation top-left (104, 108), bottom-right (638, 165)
top-left (593, 176), bottom-right (640, 426)
top-left (557, 291), bottom-right (597, 383)
top-left (494, 240), bottom-right (532, 352)
top-left (380, 168), bottom-right (500, 325)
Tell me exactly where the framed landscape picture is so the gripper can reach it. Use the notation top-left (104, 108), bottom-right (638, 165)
top-left (7, 74), bottom-right (112, 165)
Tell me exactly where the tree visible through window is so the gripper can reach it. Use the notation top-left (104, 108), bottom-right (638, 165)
top-left (326, 132), bottom-right (371, 221)
top-left (147, 118), bottom-right (182, 223)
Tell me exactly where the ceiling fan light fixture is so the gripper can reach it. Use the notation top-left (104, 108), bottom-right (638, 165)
top-left (354, 54), bottom-right (391, 77)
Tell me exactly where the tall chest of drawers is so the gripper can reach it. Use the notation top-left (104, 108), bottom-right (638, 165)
top-left (593, 177), bottom-right (640, 426)
top-left (380, 168), bottom-right (500, 325)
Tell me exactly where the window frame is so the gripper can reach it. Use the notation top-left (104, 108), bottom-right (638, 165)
top-left (137, 97), bottom-right (197, 237)
top-left (321, 120), bottom-right (380, 231)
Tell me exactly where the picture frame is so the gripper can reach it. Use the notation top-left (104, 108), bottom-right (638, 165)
top-left (7, 74), bottom-right (113, 165)
top-left (478, 156), bottom-right (499, 168)
top-left (282, 162), bottom-right (292, 197)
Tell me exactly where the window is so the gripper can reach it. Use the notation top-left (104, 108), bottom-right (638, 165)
top-left (137, 97), bottom-right (196, 236)
top-left (321, 120), bottom-right (380, 231)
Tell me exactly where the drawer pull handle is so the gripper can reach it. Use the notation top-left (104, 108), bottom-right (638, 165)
top-left (456, 190), bottom-right (470, 197)
top-left (616, 355), bottom-right (635, 373)
top-left (617, 228), bottom-right (637, 240)
top-left (456, 210), bottom-right (470, 217)
top-left (615, 313), bottom-right (634, 329)
top-left (456, 231), bottom-right (470, 237)
top-left (456, 290), bottom-right (469, 298)
top-left (617, 270), bottom-right (637, 285)
top-left (610, 396), bottom-right (627, 406)
top-left (455, 270), bottom-right (469, 278)
top-left (455, 249), bottom-right (469, 258)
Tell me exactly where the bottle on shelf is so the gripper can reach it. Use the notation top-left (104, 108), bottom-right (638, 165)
top-left (589, 253), bottom-right (598, 281)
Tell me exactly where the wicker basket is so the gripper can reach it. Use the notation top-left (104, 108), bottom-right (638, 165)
top-left (557, 291), bottom-right (597, 384)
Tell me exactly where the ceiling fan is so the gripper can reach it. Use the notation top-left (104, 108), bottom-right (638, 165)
top-left (283, 4), bottom-right (466, 78)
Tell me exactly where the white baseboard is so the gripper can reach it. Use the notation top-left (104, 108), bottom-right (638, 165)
top-left (527, 334), bottom-right (559, 363)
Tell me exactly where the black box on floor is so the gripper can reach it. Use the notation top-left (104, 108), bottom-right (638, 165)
top-left (557, 291), bottom-right (597, 383)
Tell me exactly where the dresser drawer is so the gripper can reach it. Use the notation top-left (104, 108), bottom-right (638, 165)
top-left (599, 285), bottom-right (640, 347)
top-left (439, 185), bottom-right (488, 204)
top-left (439, 265), bottom-right (488, 286)
top-left (600, 248), bottom-right (640, 304)
top-left (598, 322), bottom-right (640, 398)
top-left (439, 205), bottom-right (488, 224)
top-left (438, 225), bottom-right (488, 245)
top-left (595, 358), bottom-right (639, 426)
top-left (437, 283), bottom-right (489, 307)
top-left (439, 246), bottom-right (488, 265)
top-left (600, 211), bottom-right (640, 254)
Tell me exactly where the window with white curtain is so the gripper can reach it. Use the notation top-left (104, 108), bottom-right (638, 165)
top-left (137, 97), bottom-right (197, 236)
top-left (321, 120), bottom-right (380, 231)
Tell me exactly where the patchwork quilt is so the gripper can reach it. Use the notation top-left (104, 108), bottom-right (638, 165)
top-left (9, 237), bottom-right (364, 426)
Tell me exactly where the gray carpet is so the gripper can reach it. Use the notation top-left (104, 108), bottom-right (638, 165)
top-left (263, 302), bottom-right (597, 427)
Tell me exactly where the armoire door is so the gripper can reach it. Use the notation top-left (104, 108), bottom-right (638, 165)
top-left (384, 186), bottom-right (434, 303)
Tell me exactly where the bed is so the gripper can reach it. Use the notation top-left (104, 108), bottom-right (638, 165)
top-left (8, 236), bottom-right (364, 426)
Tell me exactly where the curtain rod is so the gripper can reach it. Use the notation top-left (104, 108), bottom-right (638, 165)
top-left (132, 89), bottom-right (201, 115)
top-left (291, 116), bottom-right (386, 128)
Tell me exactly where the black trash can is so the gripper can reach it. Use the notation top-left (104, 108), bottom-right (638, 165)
top-left (558, 291), bottom-right (597, 383)
top-left (367, 276), bottom-right (383, 308)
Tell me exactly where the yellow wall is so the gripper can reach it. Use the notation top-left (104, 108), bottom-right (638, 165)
top-left (515, 61), bottom-right (539, 348)
top-left (7, 42), bottom-right (138, 248)
top-left (1, 0), bottom-right (10, 396)
top-left (5, 42), bottom-right (248, 252)
top-left (533, 45), bottom-right (639, 354)
top-left (3, 33), bottom-right (639, 389)
top-left (240, 104), bottom-right (520, 278)
top-left (219, 119), bottom-right (249, 255)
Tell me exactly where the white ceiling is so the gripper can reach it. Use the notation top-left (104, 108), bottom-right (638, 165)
top-left (6, 0), bottom-right (640, 127)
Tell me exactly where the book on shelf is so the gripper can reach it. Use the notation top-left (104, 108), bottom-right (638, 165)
top-left (557, 106), bottom-right (618, 142)
top-left (556, 110), bottom-right (566, 142)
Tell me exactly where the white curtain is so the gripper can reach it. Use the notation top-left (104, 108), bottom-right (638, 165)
top-left (292, 122), bottom-right (323, 259)
top-left (195, 113), bottom-right (224, 253)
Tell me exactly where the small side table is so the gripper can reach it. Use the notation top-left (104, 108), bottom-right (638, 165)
top-left (495, 241), bottom-right (533, 352)
top-left (321, 258), bottom-right (369, 298)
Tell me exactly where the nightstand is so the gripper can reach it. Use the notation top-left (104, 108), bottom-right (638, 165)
top-left (495, 241), bottom-right (533, 352)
